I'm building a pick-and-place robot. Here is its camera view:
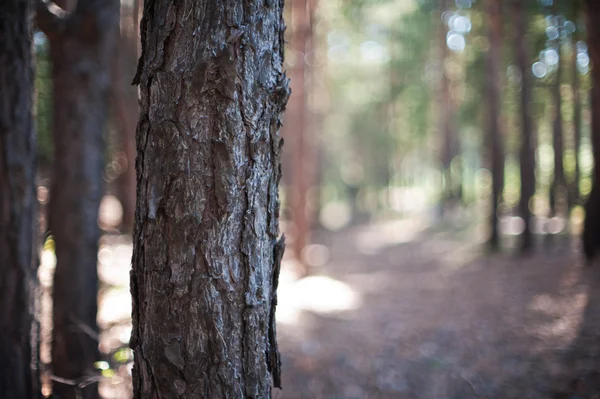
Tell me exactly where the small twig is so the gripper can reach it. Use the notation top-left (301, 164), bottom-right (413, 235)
top-left (68, 314), bottom-right (100, 341)
top-left (460, 373), bottom-right (478, 395)
top-left (50, 374), bottom-right (103, 389)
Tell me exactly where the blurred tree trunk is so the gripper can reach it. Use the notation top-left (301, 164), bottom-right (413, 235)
top-left (550, 2), bottom-right (566, 222)
top-left (583, 0), bottom-right (600, 261)
top-left (112, 6), bottom-right (139, 233)
top-left (0, 0), bottom-right (39, 397)
top-left (570, 6), bottom-right (582, 208)
top-left (438, 0), bottom-right (459, 215)
top-left (516, 0), bottom-right (536, 252)
top-left (37, 0), bottom-right (119, 397)
top-left (485, 0), bottom-right (505, 250)
top-left (129, 0), bottom-right (288, 397)
top-left (284, 0), bottom-right (312, 269)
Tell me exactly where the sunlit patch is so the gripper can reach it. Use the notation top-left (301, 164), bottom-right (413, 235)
top-left (302, 244), bottom-right (331, 268)
top-left (446, 31), bottom-right (465, 52)
top-left (499, 216), bottom-right (525, 236)
top-left (354, 219), bottom-right (426, 255)
top-left (546, 216), bottom-right (566, 234)
top-left (532, 61), bottom-right (548, 78)
top-left (451, 15), bottom-right (471, 34)
top-left (320, 201), bottom-right (351, 231)
top-left (360, 41), bottom-right (389, 64)
top-left (37, 186), bottom-right (49, 204)
top-left (542, 48), bottom-right (559, 66)
top-left (98, 195), bottom-right (123, 229)
top-left (527, 292), bottom-right (587, 345)
top-left (98, 287), bottom-right (132, 327)
top-left (98, 243), bottom-right (132, 287)
top-left (545, 26), bottom-right (559, 41)
top-left (277, 275), bottom-right (361, 324)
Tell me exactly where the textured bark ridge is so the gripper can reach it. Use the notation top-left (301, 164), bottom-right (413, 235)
top-left (38, 0), bottom-right (119, 397)
top-left (0, 0), bottom-right (39, 397)
top-left (130, 0), bottom-right (289, 397)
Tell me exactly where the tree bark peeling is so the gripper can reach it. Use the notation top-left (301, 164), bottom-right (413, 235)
top-left (130, 1), bottom-right (289, 397)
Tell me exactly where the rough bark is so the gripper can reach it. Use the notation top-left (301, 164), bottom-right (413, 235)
top-left (130, 0), bottom-right (289, 397)
top-left (37, 0), bottom-right (119, 397)
top-left (550, 1), bottom-right (565, 220)
top-left (583, 0), bottom-right (600, 261)
top-left (485, 0), bottom-right (505, 250)
top-left (515, 0), bottom-right (536, 252)
top-left (0, 0), bottom-right (39, 397)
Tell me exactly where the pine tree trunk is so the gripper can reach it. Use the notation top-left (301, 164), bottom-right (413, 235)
top-left (37, 1), bottom-right (119, 397)
top-left (571, 6), bottom-right (582, 207)
top-left (438, 0), bottom-right (459, 212)
top-left (284, 0), bottom-right (311, 267)
top-left (130, 0), bottom-right (289, 397)
top-left (516, 0), bottom-right (535, 252)
top-left (485, 0), bottom-right (505, 250)
top-left (583, 0), bottom-right (600, 261)
top-left (112, 9), bottom-right (139, 233)
top-left (0, 0), bottom-right (39, 397)
top-left (550, 2), bottom-right (565, 221)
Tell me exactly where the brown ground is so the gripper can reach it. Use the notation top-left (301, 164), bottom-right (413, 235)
top-left (49, 220), bottom-right (600, 398)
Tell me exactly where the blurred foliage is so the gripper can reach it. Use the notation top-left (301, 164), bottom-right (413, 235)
top-left (313, 0), bottom-right (591, 226)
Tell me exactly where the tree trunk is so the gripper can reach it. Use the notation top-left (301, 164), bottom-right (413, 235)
top-left (583, 0), bottom-right (600, 261)
top-left (550, 2), bottom-right (565, 221)
top-left (284, 0), bottom-right (311, 268)
top-left (0, 0), bottom-right (39, 397)
top-left (112, 7), bottom-right (139, 233)
top-left (571, 6), bottom-right (582, 207)
top-left (37, 1), bottom-right (119, 397)
top-left (485, 0), bottom-right (505, 250)
top-left (130, 0), bottom-right (289, 397)
top-left (515, 0), bottom-right (536, 252)
top-left (438, 0), bottom-right (459, 214)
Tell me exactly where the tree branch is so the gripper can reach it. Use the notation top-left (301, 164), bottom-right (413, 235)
top-left (36, 0), bottom-right (68, 38)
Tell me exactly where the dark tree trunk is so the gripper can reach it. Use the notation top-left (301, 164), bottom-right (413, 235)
top-left (583, 0), bottom-right (600, 261)
top-left (438, 0), bottom-right (459, 213)
top-left (0, 0), bottom-right (39, 397)
top-left (571, 6), bottom-right (582, 208)
top-left (130, 0), bottom-right (289, 397)
top-left (485, 0), bottom-right (505, 250)
top-left (515, 0), bottom-right (536, 253)
top-left (112, 7), bottom-right (139, 233)
top-left (37, 1), bottom-right (119, 398)
top-left (550, 2), bottom-right (565, 221)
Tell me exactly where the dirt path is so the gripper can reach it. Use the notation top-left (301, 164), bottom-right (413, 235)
top-left (275, 223), bottom-right (600, 398)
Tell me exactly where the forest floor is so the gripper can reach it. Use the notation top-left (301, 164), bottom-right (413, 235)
top-left (52, 217), bottom-right (600, 398)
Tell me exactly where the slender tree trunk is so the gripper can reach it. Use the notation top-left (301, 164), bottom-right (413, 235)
top-left (583, 0), bottom-right (600, 261)
top-left (550, 2), bottom-right (565, 222)
top-left (130, 0), bottom-right (289, 397)
top-left (37, 1), bottom-right (119, 397)
top-left (485, 0), bottom-right (505, 250)
top-left (112, 9), bottom-right (139, 233)
top-left (515, 0), bottom-right (536, 252)
top-left (0, 1), bottom-right (39, 397)
top-left (284, 0), bottom-right (311, 268)
top-left (438, 0), bottom-right (459, 213)
top-left (571, 8), bottom-right (582, 207)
